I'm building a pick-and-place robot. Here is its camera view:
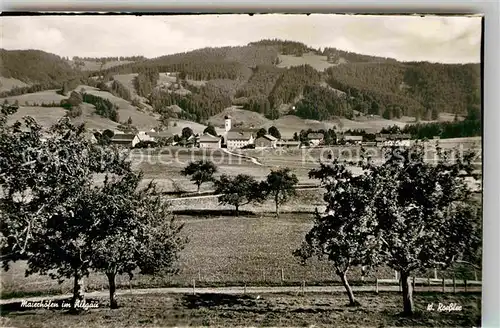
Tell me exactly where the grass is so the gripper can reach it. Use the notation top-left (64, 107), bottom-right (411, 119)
top-left (6, 106), bottom-right (67, 128)
top-left (0, 292), bottom-right (481, 327)
top-left (277, 52), bottom-right (338, 72)
top-left (0, 89), bottom-right (67, 105)
top-left (0, 76), bottom-right (28, 92)
top-left (1, 213), bottom-right (480, 299)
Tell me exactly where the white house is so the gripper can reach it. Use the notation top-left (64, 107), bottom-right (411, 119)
top-left (198, 133), bottom-right (221, 149)
top-left (110, 133), bottom-right (140, 148)
top-left (307, 133), bottom-right (324, 147)
top-left (226, 131), bottom-right (255, 149)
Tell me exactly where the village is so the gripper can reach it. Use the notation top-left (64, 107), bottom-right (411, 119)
top-left (105, 116), bottom-right (413, 150)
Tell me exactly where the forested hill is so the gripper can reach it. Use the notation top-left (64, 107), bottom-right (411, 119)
top-left (0, 39), bottom-right (481, 124)
top-left (0, 49), bottom-right (77, 84)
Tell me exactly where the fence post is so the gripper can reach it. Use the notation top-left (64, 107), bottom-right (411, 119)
top-left (434, 268), bottom-right (438, 280)
top-left (281, 268), bottom-right (285, 284)
top-left (453, 276), bottom-right (456, 293)
top-left (474, 269), bottom-right (478, 281)
top-left (262, 269), bottom-right (266, 282)
top-left (198, 270), bottom-right (201, 282)
top-left (464, 279), bottom-right (467, 292)
top-left (442, 277), bottom-right (445, 293)
top-left (302, 280), bottom-right (306, 295)
top-left (192, 278), bottom-right (196, 295)
top-left (376, 278), bottom-right (379, 294)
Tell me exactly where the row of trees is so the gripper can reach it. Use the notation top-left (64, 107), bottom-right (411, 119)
top-left (1, 104), bottom-right (187, 311)
top-left (295, 145), bottom-right (481, 315)
top-left (181, 161), bottom-right (298, 217)
top-left (81, 92), bottom-right (119, 122)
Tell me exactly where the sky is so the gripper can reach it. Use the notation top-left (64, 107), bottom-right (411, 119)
top-left (0, 14), bottom-right (482, 63)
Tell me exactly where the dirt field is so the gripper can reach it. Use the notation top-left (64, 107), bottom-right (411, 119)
top-left (0, 292), bottom-right (481, 327)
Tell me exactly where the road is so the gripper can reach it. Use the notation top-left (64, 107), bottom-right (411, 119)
top-left (0, 285), bottom-right (481, 305)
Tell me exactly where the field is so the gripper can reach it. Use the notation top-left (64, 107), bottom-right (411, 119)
top-left (5, 106), bottom-right (67, 128)
top-left (277, 52), bottom-right (338, 72)
top-left (0, 76), bottom-right (28, 92)
top-left (76, 85), bottom-right (160, 129)
top-left (0, 292), bottom-right (481, 327)
top-left (70, 60), bottom-right (135, 71)
top-left (0, 89), bottom-right (67, 105)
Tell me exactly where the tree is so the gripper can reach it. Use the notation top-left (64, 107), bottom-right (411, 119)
top-left (181, 126), bottom-right (194, 139)
top-left (89, 171), bottom-right (187, 308)
top-left (214, 174), bottom-right (266, 216)
top-left (203, 124), bottom-right (217, 137)
top-left (293, 132), bottom-right (299, 141)
top-left (263, 168), bottom-right (298, 217)
top-left (268, 126), bottom-right (281, 140)
top-left (0, 112), bottom-right (130, 312)
top-left (127, 116), bottom-right (133, 125)
top-left (181, 160), bottom-right (218, 192)
top-left (367, 144), bottom-right (480, 315)
top-left (256, 128), bottom-right (267, 139)
top-left (294, 160), bottom-right (380, 306)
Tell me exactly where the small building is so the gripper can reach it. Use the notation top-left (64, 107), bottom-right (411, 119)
top-left (277, 140), bottom-right (300, 148)
top-left (376, 133), bottom-right (411, 147)
top-left (226, 130), bottom-right (255, 149)
top-left (110, 133), bottom-right (139, 148)
top-left (343, 135), bottom-right (363, 145)
top-left (198, 133), bottom-right (221, 149)
top-left (255, 134), bottom-right (278, 149)
top-left (307, 133), bottom-right (324, 146)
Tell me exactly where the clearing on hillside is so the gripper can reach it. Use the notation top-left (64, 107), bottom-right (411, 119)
top-left (277, 52), bottom-right (339, 72)
top-left (6, 106), bottom-right (66, 128)
top-left (76, 85), bottom-right (160, 130)
top-left (208, 106), bottom-right (270, 129)
top-left (0, 89), bottom-right (66, 105)
top-left (0, 76), bottom-right (29, 92)
top-left (70, 60), bottom-right (135, 71)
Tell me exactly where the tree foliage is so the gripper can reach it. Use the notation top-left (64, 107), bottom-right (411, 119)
top-left (214, 174), bottom-right (266, 216)
top-left (181, 160), bottom-right (218, 192)
top-left (263, 168), bottom-right (299, 217)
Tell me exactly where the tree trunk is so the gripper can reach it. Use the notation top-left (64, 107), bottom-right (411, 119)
top-left (400, 270), bottom-right (414, 315)
top-left (235, 204), bottom-right (239, 217)
top-left (275, 195), bottom-right (280, 218)
top-left (197, 183), bottom-right (201, 193)
top-left (70, 269), bottom-right (85, 312)
top-left (339, 271), bottom-right (360, 306)
top-left (106, 272), bottom-right (118, 309)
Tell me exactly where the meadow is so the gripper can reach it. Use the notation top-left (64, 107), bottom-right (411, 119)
top-left (0, 292), bottom-right (481, 327)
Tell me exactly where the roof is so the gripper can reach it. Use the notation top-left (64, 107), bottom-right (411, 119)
top-left (307, 133), bottom-right (324, 139)
top-left (262, 134), bottom-right (278, 141)
top-left (226, 130), bottom-right (253, 141)
top-left (344, 135), bottom-right (363, 141)
top-left (278, 140), bottom-right (300, 145)
top-left (199, 133), bottom-right (221, 143)
top-left (111, 133), bottom-right (136, 141)
top-left (147, 131), bottom-right (174, 138)
top-left (377, 133), bottom-right (412, 140)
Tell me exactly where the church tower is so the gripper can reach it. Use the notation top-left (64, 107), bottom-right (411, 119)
top-left (224, 115), bottom-right (232, 132)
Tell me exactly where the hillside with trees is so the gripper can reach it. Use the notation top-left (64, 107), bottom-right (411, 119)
top-left (0, 39), bottom-right (481, 126)
top-left (0, 49), bottom-right (78, 84)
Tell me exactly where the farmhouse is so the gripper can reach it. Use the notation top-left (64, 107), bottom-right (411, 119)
top-left (343, 135), bottom-right (363, 145)
top-left (307, 133), bottom-right (324, 146)
top-left (277, 140), bottom-right (300, 148)
top-left (226, 131), bottom-right (255, 149)
top-left (110, 133), bottom-right (139, 148)
top-left (376, 133), bottom-right (412, 147)
top-left (198, 133), bottom-right (221, 149)
top-left (255, 134), bottom-right (278, 148)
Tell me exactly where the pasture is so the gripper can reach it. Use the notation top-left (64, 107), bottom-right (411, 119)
top-left (70, 60), bottom-right (135, 71)
top-left (0, 89), bottom-right (66, 105)
top-left (1, 213), bottom-right (480, 299)
top-left (0, 76), bottom-right (28, 92)
top-left (277, 52), bottom-right (338, 72)
top-left (0, 292), bottom-right (481, 327)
